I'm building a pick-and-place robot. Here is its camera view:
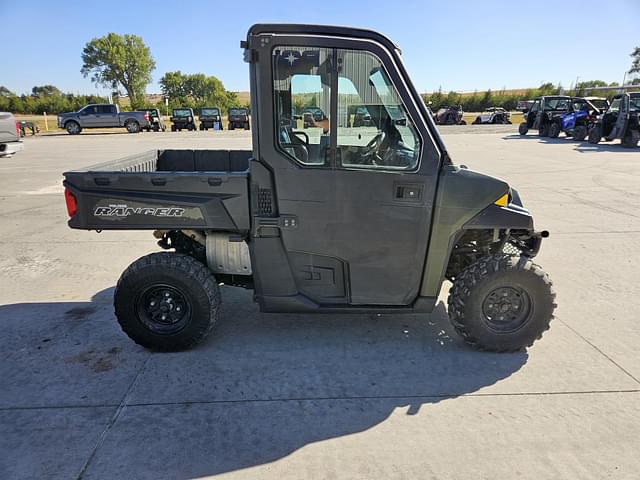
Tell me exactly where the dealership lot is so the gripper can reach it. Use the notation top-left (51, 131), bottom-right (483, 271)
top-left (1, 128), bottom-right (639, 479)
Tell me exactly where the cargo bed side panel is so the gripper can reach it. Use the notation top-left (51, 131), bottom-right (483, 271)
top-left (64, 172), bottom-right (250, 232)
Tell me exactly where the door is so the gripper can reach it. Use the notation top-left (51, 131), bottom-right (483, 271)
top-left (252, 31), bottom-right (441, 306)
top-left (96, 104), bottom-right (118, 127)
top-left (79, 105), bottom-right (99, 127)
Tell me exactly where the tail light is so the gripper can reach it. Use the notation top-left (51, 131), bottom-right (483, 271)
top-left (144, 113), bottom-right (149, 121)
top-left (64, 188), bottom-right (77, 217)
top-left (15, 121), bottom-right (20, 137)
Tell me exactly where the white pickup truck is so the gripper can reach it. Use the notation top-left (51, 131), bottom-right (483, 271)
top-left (57, 104), bottom-right (151, 134)
top-left (0, 112), bottom-right (23, 157)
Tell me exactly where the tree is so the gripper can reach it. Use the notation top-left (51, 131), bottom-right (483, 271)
top-left (630, 47), bottom-right (640, 74)
top-left (31, 85), bottom-right (62, 97)
top-left (81, 33), bottom-right (155, 109)
top-left (0, 86), bottom-right (15, 97)
top-left (159, 71), bottom-right (238, 111)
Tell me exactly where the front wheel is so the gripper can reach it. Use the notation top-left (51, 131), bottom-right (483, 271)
top-left (518, 122), bottom-right (528, 135)
top-left (548, 122), bottom-right (561, 138)
top-left (588, 125), bottom-right (602, 144)
top-left (622, 129), bottom-right (639, 148)
top-left (447, 254), bottom-right (556, 352)
top-left (65, 121), bottom-right (81, 135)
top-left (573, 125), bottom-right (588, 141)
top-left (114, 253), bottom-right (221, 351)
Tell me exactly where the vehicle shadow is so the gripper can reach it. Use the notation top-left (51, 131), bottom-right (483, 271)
top-left (41, 131), bottom-right (132, 137)
top-left (502, 134), bottom-right (570, 144)
top-left (0, 287), bottom-right (528, 478)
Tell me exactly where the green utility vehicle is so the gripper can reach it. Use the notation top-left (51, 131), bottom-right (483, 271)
top-left (62, 24), bottom-right (555, 353)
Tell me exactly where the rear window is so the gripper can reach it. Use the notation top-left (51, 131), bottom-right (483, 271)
top-left (230, 108), bottom-right (247, 115)
top-left (173, 109), bottom-right (192, 117)
top-left (201, 108), bottom-right (220, 116)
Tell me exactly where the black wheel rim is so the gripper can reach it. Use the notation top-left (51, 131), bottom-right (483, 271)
top-left (481, 286), bottom-right (532, 333)
top-left (136, 284), bottom-right (191, 335)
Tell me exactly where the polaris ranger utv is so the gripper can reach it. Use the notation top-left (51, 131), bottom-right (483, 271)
top-left (228, 107), bottom-right (250, 130)
top-left (62, 24), bottom-right (555, 353)
top-left (199, 107), bottom-right (223, 130)
top-left (588, 92), bottom-right (640, 148)
top-left (518, 96), bottom-right (571, 137)
top-left (170, 108), bottom-right (197, 131)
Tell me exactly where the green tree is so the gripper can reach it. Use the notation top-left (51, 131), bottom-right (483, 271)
top-left (81, 33), bottom-right (155, 109)
top-left (630, 47), bottom-right (640, 74)
top-left (31, 85), bottom-right (62, 97)
top-left (0, 86), bottom-right (15, 97)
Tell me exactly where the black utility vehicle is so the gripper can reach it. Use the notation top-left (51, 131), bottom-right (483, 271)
top-left (518, 96), bottom-right (570, 136)
top-left (199, 107), bottom-right (223, 130)
top-left (228, 107), bottom-right (250, 130)
top-left (170, 108), bottom-right (196, 131)
top-left (433, 105), bottom-right (466, 125)
top-left (141, 108), bottom-right (166, 132)
top-left (63, 24), bottom-right (555, 353)
top-left (547, 97), bottom-right (609, 140)
top-left (588, 92), bottom-right (640, 148)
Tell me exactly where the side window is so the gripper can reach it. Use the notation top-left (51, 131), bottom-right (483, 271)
top-left (97, 105), bottom-right (113, 114)
top-left (273, 47), bottom-right (332, 166)
top-left (336, 49), bottom-right (420, 170)
top-left (82, 106), bottom-right (96, 115)
top-left (530, 101), bottom-right (540, 113)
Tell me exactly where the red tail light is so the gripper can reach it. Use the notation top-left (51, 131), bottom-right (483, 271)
top-left (144, 113), bottom-right (149, 121)
top-left (64, 188), bottom-right (77, 217)
top-left (15, 121), bottom-right (20, 137)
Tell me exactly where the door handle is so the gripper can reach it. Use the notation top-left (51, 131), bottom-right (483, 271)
top-left (394, 183), bottom-right (423, 202)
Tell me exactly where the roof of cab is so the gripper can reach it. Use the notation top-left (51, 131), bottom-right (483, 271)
top-left (247, 24), bottom-right (400, 53)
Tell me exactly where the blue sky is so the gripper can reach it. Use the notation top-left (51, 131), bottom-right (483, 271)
top-left (1, 0), bottom-right (638, 96)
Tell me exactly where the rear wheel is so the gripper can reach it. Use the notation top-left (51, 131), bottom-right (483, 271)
top-left (126, 121), bottom-right (140, 133)
top-left (588, 125), bottom-right (602, 144)
top-left (171, 125), bottom-right (176, 132)
top-left (447, 254), bottom-right (556, 352)
top-left (459, 120), bottom-right (467, 125)
top-left (622, 129), bottom-right (639, 148)
top-left (518, 122), bottom-right (528, 135)
top-left (538, 123), bottom-right (549, 137)
top-left (548, 122), bottom-right (561, 138)
top-left (114, 253), bottom-right (220, 351)
top-left (573, 125), bottom-right (588, 141)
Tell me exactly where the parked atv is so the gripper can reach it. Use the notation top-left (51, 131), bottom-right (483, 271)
top-left (434, 105), bottom-right (466, 125)
top-left (141, 109), bottom-right (166, 132)
top-left (588, 92), bottom-right (640, 148)
top-left (170, 108), bottom-right (196, 131)
top-left (228, 108), bottom-right (250, 130)
top-left (518, 96), bottom-right (571, 137)
top-left (199, 107), bottom-right (223, 130)
top-left (548, 97), bottom-right (608, 141)
top-left (472, 107), bottom-right (511, 124)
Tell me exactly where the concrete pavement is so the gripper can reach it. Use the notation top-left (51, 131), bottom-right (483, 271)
top-left (1, 127), bottom-right (639, 479)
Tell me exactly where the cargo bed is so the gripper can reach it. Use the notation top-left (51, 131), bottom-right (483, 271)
top-left (63, 149), bottom-right (251, 232)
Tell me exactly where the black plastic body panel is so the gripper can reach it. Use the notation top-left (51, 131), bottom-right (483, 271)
top-left (63, 150), bottom-right (251, 232)
top-left (463, 203), bottom-right (534, 231)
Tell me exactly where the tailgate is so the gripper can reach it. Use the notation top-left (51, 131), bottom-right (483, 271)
top-left (63, 150), bottom-right (251, 232)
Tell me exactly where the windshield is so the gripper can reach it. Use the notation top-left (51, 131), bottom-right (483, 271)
top-left (230, 108), bottom-right (247, 116)
top-left (173, 109), bottom-right (191, 117)
top-left (589, 99), bottom-right (609, 111)
top-left (543, 98), bottom-right (570, 111)
top-left (201, 108), bottom-right (220, 116)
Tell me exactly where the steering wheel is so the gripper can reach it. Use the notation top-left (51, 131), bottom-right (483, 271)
top-left (360, 132), bottom-right (385, 163)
